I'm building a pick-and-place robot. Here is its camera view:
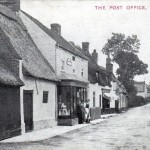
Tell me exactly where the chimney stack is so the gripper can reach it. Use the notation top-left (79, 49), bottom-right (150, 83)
top-left (82, 42), bottom-right (89, 52)
top-left (92, 49), bottom-right (98, 64)
top-left (51, 23), bottom-right (61, 35)
top-left (0, 0), bottom-right (20, 12)
top-left (106, 55), bottom-right (113, 73)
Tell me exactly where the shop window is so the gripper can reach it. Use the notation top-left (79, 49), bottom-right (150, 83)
top-left (93, 92), bottom-right (95, 107)
top-left (58, 87), bottom-right (71, 116)
top-left (58, 87), bottom-right (87, 118)
top-left (72, 56), bottom-right (75, 61)
top-left (43, 91), bottom-right (48, 103)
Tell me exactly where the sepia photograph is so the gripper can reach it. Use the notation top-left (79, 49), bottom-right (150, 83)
top-left (0, 0), bottom-right (150, 149)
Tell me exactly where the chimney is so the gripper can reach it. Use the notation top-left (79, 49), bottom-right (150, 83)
top-left (51, 23), bottom-right (61, 35)
top-left (0, 0), bottom-right (20, 12)
top-left (106, 55), bottom-right (113, 73)
top-left (82, 42), bottom-right (89, 52)
top-left (92, 49), bottom-right (98, 64)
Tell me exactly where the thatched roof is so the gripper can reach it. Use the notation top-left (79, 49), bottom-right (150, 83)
top-left (21, 11), bottom-right (88, 60)
top-left (0, 25), bottom-right (22, 60)
top-left (0, 57), bottom-right (24, 86)
top-left (0, 0), bottom-right (20, 12)
top-left (0, 5), bottom-right (26, 30)
top-left (0, 19), bottom-right (23, 86)
top-left (0, 5), bottom-right (58, 82)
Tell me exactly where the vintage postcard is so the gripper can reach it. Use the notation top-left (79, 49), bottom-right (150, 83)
top-left (0, 0), bottom-right (150, 150)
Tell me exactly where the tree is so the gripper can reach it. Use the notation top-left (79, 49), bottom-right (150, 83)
top-left (102, 33), bottom-right (140, 56)
top-left (102, 33), bottom-right (148, 94)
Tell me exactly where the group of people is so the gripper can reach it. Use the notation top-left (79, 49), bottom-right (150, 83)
top-left (77, 100), bottom-right (91, 124)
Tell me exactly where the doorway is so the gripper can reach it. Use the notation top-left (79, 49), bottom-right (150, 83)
top-left (23, 90), bottom-right (33, 132)
top-left (115, 100), bottom-right (119, 113)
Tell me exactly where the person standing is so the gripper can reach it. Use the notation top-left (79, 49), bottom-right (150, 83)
top-left (85, 103), bottom-right (90, 123)
top-left (81, 102), bottom-right (86, 123)
top-left (77, 100), bottom-right (83, 124)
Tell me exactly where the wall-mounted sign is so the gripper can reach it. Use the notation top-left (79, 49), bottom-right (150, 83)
top-left (66, 58), bottom-right (72, 66)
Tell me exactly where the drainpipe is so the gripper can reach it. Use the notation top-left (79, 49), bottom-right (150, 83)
top-left (55, 44), bottom-right (59, 74)
top-left (55, 44), bottom-right (58, 122)
top-left (19, 60), bottom-right (25, 134)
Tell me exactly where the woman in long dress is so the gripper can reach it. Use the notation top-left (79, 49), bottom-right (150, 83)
top-left (85, 103), bottom-right (90, 123)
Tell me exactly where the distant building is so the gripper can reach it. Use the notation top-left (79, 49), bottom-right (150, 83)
top-left (134, 81), bottom-right (149, 98)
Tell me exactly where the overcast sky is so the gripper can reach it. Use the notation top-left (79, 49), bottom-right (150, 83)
top-left (21, 0), bottom-right (150, 83)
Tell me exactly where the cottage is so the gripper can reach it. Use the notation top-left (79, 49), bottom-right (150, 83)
top-left (0, 25), bottom-right (24, 140)
top-left (19, 12), bottom-right (89, 125)
top-left (0, 5), bottom-right (25, 140)
top-left (0, 4), bottom-right (58, 134)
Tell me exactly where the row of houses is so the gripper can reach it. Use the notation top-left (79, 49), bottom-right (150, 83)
top-left (0, 1), bottom-right (128, 140)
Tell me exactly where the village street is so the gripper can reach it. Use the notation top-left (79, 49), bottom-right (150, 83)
top-left (0, 104), bottom-right (150, 150)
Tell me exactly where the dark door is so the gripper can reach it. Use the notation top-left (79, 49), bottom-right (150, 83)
top-left (23, 90), bottom-right (33, 132)
top-left (115, 100), bottom-right (119, 112)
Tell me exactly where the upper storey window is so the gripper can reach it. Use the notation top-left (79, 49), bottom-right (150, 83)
top-left (61, 60), bottom-right (65, 70)
top-left (81, 69), bottom-right (84, 76)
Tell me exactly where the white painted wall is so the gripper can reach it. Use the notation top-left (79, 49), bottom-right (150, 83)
top-left (88, 83), bottom-right (103, 108)
top-left (109, 81), bottom-right (119, 109)
top-left (56, 46), bottom-right (88, 82)
top-left (20, 75), bottom-right (57, 130)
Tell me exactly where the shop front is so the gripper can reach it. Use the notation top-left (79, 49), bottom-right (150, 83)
top-left (57, 80), bottom-right (88, 126)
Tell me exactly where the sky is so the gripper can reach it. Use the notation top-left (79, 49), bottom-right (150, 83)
top-left (21, 0), bottom-right (150, 83)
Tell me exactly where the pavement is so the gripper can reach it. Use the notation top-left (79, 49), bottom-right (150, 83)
top-left (0, 113), bottom-right (118, 143)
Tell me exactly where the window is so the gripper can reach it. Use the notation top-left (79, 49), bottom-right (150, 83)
top-left (93, 92), bottom-right (95, 107)
top-left (72, 56), bottom-right (75, 61)
top-left (81, 69), bottom-right (84, 76)
top-left (61, 60), bottom-right (65, 70)
top-left (73, 69), bottom-right (75, 73)
top-left (58, 87), bottom-right (71, 116)
top-left (99, 95), bottom-right (101, 107)
top-left (43, 91), bottom-right (49, 103)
